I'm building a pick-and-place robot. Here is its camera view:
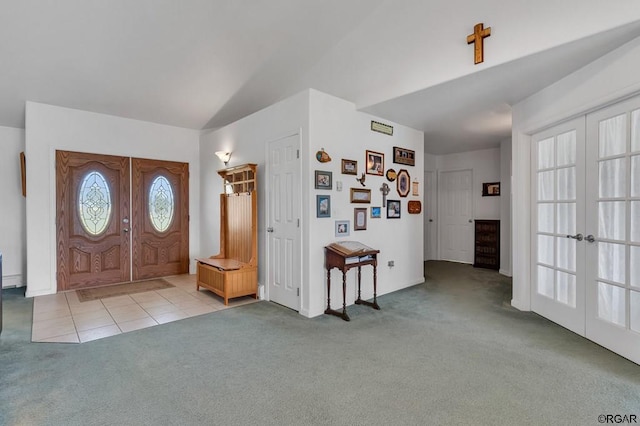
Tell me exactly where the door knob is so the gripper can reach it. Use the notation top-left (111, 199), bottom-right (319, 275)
top-left (123, 228), bottom-right (129, 233)
top-left (429, 219), bottom-right (433, 222)
top-left (267, 227), bottom-right (274, 233)
top-left (468, 219), bottom-right (473, 223)
top-left (566, 233), bottom-right (583, 241)
top-left (585, 234), bottom-right (596, 243)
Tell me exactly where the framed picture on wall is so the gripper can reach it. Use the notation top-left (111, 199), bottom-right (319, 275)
top-left (370, 206), bottom-right (381, 218)
top-left (397, 169), bottom-right (410, 197)
top-left (354, 208), bottom-right (367, 230)
top-left (350, 188), bottom-right (371, 203)
top-left (387, 200), bottom-right (401, 219)
top-left (335, 220), bottom-right (350, 237)
top-left (315, 170), bottom-right (332, 190)
top-left (341, 159), bottom-right (357, 175)
top-left (365, 150), bottom-right (384, 176)
top-left (393, 146), bottom-right (415, 166)
top-left (316, 195), bottom-right (331, 217)
top-left (482, 182), bottom-right (500, 196)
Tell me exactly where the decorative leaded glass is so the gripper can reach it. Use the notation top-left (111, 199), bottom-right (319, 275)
top-left (149, 175), bottom-right (174, 232)
top-left (78, 171), bottom-right (112, 236)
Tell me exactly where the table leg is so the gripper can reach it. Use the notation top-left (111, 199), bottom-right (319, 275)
top-left (324, 268), bottom-right (350, 321)
top-left (354, 265), bottom-right (380, 310)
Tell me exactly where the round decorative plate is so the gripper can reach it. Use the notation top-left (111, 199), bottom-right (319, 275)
top-left (386, 168), bottom-right (397, 182)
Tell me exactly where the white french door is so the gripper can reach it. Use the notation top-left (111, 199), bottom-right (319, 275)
top-left (531, 95), bottom-right (640, 364)
top-left (585, 97), bottom-right (640, 364)
top-left (531, 117), bottom-right (586, 335)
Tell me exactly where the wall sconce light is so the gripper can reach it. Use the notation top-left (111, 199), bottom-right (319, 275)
top-left (215, 151), bottom-right (232, 166)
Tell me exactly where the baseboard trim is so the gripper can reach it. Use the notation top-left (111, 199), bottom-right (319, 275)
top-left (2, 274), bottom-right (25, 288)
top-left (510, 298), bottom-right (530, 312)
top-left (499, 269), bottom-right (512, 277)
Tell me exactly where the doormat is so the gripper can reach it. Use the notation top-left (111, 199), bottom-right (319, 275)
top-left (76, 279), bottom-right (174, 302)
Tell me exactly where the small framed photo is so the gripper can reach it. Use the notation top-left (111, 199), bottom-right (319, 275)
top-left (393, 146), bottom-right (415, 166)
top-left (335, 220), bottom-right (350, 237)
top-left (482, 182), bottom-right (500, 196)
top-left (387, 200), bottom-right (401, 219)
top-left (370, 206), bottom-right (381, 218)
top-left (315, 170), bottom-right (332, 190)
top-left (341, 159), bottom-right (357, 175)
top-left (354, 208), bottom-right (367, 230)
top-left (365, 150), bottom-right (384, 176)
top-left (397, 169), bottom-right (410, 197)
top-left (316, 195), bottom-right (331, 218)
top-left (412, 181), bottom-right (419, 196)
top-left (350, 188), bottom-right (371, 203)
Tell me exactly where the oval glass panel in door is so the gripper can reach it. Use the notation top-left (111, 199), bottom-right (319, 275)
top-left (149, 175), bottom-right (174, 232)
top-left (78, 171), bottom-right (112, 236)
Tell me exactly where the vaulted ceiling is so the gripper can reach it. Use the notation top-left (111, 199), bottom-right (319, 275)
top-left (2, 1), bottom-right (640, 154)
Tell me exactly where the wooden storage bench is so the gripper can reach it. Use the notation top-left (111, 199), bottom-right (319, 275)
top-left (196, 164), bottom-right (258, 305)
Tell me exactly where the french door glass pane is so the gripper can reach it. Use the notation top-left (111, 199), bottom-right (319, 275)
top-left (538, 137), bottom-right (555, 169)
top-left (599, 158), bottom-right (627, 198)
top-left (632, 109), bottom-right (640, 152)
top-left (557, 131), bottom-right (576, 166)
top-left (557, 271), bottom-right (576, 307)
top-left (632, 246), bottom-right (640, 288)
top-left (631, 201), bottom-right (640, 243)
top-left (557, 237), bottom-right (576, 272)
top-left (557, 167), bottom-right (576, 200)
top-left (538, 235), bottom-right (554, 266)
top-left (556, 203), bottom-right (576, 235)
top-left (631, 291), bottom-right (640, 333)
top-left (598, 282), bottom-right (626, 326)
top-left (599, 114), bottom-right (626, 158)
top-left (538, 266), bottom-right (555, 298)
top-left (538, 203), bottom-right (554, 233)
top-left (632, 155), bottom-right (639, 197)
top-left (598, 201), bottom-right (626, 241)
top-left (538, 171), bottom-right (555, 201)
top-left (598, 242), bottom-right (626, 284)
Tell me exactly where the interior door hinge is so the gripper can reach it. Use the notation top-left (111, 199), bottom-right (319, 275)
top-left (297, 288), bottom-right (300, 297)
top-left (296, 149), bottom-right (299, 159)
top-left (297, 218), bottom-right (300, 227)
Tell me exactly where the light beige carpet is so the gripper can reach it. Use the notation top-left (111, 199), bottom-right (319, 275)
top-left (76, 279), bottom-right (174, 302)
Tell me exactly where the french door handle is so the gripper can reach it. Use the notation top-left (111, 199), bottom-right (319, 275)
top-left (267, 227), bottom-right (274, 233)
top-left (566, 233), bottom-right (583, 241)
top-left (123, 228), bottom-right (129, 233)
top-left (585, 234), bottom-right (596, 243)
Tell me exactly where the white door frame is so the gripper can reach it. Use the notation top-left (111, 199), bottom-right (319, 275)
top-left (423, 170), bottom-right (437, 261)
top-left (264, 131), bottom-right (303, 309)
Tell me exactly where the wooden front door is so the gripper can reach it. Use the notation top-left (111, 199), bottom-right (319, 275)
top-left (131, 158), bottom-right (189, 280)
top-left (56, 151), bottom-right (130, 291)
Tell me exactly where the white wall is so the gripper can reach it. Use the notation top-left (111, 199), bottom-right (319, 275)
top-left (199, 90), bottom-right (310, 303)
top-left (0, 126), bottom-right (26, 288)
top-left (200, 89), bottom-right (424, 318)
top-left (307, 90), bottom-right (424, 318)
top-left (25, 102), bottom-right (200, 297)
top-left (511, 35), bottom-right (640, 311)
top-left (500, 138), bottom-right (512, 277)
top-left (436, 148), bottom-right (502, 220)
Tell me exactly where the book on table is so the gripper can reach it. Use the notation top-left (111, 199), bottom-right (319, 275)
top-left (327, 241), bottom-right (376, 256)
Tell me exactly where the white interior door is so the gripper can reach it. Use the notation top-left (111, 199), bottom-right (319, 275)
top-left (531, 117), bottom-right (586, 335)
top-left (439, 169), bottom-right (473, 263)
top-left (585, 97), bottom-right (640, 364)
top-left (424, 171), bottom-right (436, 261)
top-left (266, 134), bottom-right (301, 311)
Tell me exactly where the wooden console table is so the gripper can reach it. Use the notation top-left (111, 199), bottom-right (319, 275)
top-left (324, 243), bottom-right (380, 321)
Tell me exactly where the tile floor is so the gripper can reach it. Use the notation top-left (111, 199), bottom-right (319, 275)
top-left (31, 274), bottom-right (258, 343)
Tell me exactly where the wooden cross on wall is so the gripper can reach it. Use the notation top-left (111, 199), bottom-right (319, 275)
top-left (467, 23), bottom-right (491, 64)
